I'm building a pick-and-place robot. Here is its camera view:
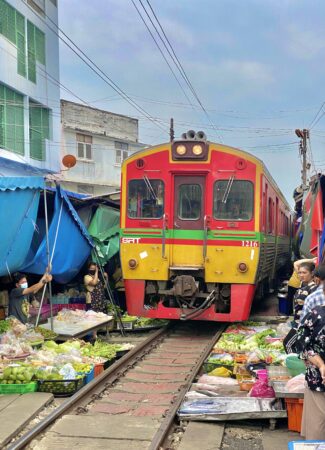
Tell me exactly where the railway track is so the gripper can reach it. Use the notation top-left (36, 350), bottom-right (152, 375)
top-left (7, 322), bottom-right (225, 450)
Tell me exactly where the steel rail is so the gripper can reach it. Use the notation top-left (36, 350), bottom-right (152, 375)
top-left (149, 323), bottom-right (227, 450)
top-left (7, 325), bottom-right (170, 450)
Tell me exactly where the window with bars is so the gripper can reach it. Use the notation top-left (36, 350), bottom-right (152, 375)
top-left (0, 83), bottom-right (24, 155)
top-left (76, 133), bottom-right (92, 160)
top-left (115, 141), bottom-right (129, 165)
top-left (29, 101), bottom-right (50, 160)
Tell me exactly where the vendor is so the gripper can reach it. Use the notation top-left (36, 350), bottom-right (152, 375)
top-left (84, 262), bottom-right (107, 313)
top-left (9, 272), bottom-right (52, 324)
top-left (296, 295), bottom-right (325, 440)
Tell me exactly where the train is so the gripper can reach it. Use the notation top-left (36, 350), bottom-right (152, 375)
top-left (120, 130), bottom-right (292, 322)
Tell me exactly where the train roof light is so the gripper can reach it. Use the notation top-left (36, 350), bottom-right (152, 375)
top-left (176, 144), bottom-right (187, 155)
top-left (192, 144), bottom-right (203, 156)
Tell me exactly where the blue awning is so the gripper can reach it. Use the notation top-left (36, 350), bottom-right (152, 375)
top-left (0, 177), bottom-right (44, 276)
top-left (0, 176), bottom-right (44, 191)
top-left (22, 186), bottom-right (94, 283)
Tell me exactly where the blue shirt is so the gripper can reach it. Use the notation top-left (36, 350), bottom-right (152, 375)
top-left (300, 286), bottom-right (325, 322)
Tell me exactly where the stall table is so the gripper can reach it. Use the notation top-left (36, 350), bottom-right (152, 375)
top-left (41, 315), bottom-right (114, 341)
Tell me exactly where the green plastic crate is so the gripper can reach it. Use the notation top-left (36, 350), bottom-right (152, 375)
top-left (0, 382), bottom-right (38, 394)
top-left (37, 377), bottom-right (85, 397)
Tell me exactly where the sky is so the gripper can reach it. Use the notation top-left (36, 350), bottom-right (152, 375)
top-left (58, 0), bottom-right (325, 203)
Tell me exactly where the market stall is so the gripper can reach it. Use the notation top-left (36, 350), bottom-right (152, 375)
top-left (41, 309), bottom-right (114, 340)
top-left (0, 316), bottom-right (133, 397)
top-left (178, 320), bottom-right (306, 430)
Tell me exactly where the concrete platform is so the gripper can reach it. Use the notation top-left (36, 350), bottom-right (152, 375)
top-left (178, 421), bottom-right (225, 450)
top-left (0, 392), bottom-right (53, 447)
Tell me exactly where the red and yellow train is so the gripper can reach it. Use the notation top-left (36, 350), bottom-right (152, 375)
top-left (120, 130), bottom-right (292, 322)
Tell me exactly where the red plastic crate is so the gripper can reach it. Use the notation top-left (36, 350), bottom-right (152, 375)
top-left (29, 305), bottom-right (60, 318)
top-left (285, 398), bottom-right (304, 432)
top-left (57, 304), bottom-right (86, 312)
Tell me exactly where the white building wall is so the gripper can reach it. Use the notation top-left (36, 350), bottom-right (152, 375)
top-left (0, 0), bottom-right (60, 174)
top-left (60, 101), bottom-right (146, 195)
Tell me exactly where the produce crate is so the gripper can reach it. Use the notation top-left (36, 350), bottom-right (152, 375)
top-left (285, 398), bottom-right (304, 432)
top-left (116, 319), bottom-right (136, 330)
top-left (94, 363), bottom-right (104, 377)
top-left (37, 377), bottom-right (85, 397)
top-left (77, 366), bottom-right (94, 384)
top-left (239, 379), bottom-right (255, 392)
top-left (57, 304), bottom-right (86, 312)
top-left (116, 349), bottom-right (130, 360)
top-left (51, 296), bottom-right (69, 305)
top-left (104, 358), bottom-right (115, 370)
top-left (29, 305), bottom-right (60, 319)
top-left (0, 382), bottom-right (38, 394)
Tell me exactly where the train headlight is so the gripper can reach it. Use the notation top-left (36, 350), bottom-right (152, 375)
top-left (128, 258), bottom-right (138, 269)
top-left (237, 262), bottom-right (248, 273)
top-left (176, 144), bottom-right (187, 155)
top-left (192, 144), bottom-right (203, 155)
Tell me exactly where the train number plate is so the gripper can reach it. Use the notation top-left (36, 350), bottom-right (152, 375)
top-left (241, 240), bottom-right (258, 247)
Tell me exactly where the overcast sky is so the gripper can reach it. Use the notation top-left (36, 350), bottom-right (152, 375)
top-left (58, 0), bottom-right (325, 202)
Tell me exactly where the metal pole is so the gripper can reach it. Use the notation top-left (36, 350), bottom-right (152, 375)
top-left (43, 184), bottom-right (53, 331)
top-left (93, 250), bottom-right (126, 336)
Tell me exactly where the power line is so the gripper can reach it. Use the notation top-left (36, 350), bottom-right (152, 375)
top-left (132, 0), bottom-right (223, 142)
top-left (23, 0), bottom-right (168, 134)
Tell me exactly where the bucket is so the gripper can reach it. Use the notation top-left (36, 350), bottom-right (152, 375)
top-left (278, 294), bottom-right (292, 315)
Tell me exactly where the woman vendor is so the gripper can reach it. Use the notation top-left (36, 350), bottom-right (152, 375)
top-left (292, 261), bottom-right (318, 328)
top-left (84, 262), bottom-right (107, 313)
top-left (296, 277), bottom-right (325, 440)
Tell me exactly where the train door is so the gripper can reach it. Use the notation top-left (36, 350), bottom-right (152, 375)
top-left (171, 175), bottom-right (205, 267)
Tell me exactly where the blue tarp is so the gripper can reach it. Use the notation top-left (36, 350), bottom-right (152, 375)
top-left (22, 186), bottom-right (94, 283)
top-left (0, 177), bottom-right (44, 276)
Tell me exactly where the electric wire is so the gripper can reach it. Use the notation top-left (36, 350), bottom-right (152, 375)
top-left (23, 0), bottom-right (168, 134)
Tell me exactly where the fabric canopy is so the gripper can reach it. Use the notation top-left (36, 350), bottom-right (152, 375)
top-left (88, 205), bottom-right (120, 265)
top-left (23, 186), bottom-right (94, 283)
top-left (0, 177), bottom-right (44, 277)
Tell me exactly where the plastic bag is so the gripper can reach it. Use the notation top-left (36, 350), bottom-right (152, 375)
top-left (276, 321), bottom-right (292, 337)
top-left (249, 378), bottom-right (275, 398)
top-left (284, 374), bottom-right (305, 393)
top-left (197, 374), bottom-right (237, 385)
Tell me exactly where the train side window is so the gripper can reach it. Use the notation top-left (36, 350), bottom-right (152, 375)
top-left (127, 179), bottom-right (164, 219)
top-left (178, 184), bottom-right (201, 220)
top-left (213, 180), bottom-right (253, 221)
top-left (268, 198), bottom-right (273, 233)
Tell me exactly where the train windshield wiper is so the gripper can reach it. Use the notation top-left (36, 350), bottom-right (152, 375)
top-left (222, 175), bottom-right (235, 204)
top-left (143, 175), bottom-right (157, 200)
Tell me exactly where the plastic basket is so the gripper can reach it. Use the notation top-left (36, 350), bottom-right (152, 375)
top-left (37, 377), bottom-right (85, 397)
top-left (0, 382), bottom-right (38, 394)
top-left (94, 363), bottom-right (104, 377)
top-left (285, 398), bottom-right (304, 432)
top-left (104, 358), bottom-right (115, 370)
top-left (115, 349), bottom-right (130, 360)
top-left (77, 366), bottom-right (94, 384)
top-left (51, 296), bottom-right (69, 305)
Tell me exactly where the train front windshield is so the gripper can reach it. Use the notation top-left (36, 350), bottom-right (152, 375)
top-left (213, 180), bottom-right (254, 221)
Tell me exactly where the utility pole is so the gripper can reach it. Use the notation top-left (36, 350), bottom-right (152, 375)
top-left (295, 128), bottom-right (309, 188)
top-left (170, 118), bottom-right (174, 142)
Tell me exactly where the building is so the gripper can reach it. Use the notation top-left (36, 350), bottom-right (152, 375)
top-left (60, 100), bottom-right (146, 196)
top-left (0, 0), bottom-right (60, 176)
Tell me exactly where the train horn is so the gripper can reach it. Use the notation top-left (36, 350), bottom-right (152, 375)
top-left (196, 131), bottom-right (207, 140)
top-left (186, 130), bottom-right (196, 139)
top-left (181, 132), bottom-right (187, 139)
